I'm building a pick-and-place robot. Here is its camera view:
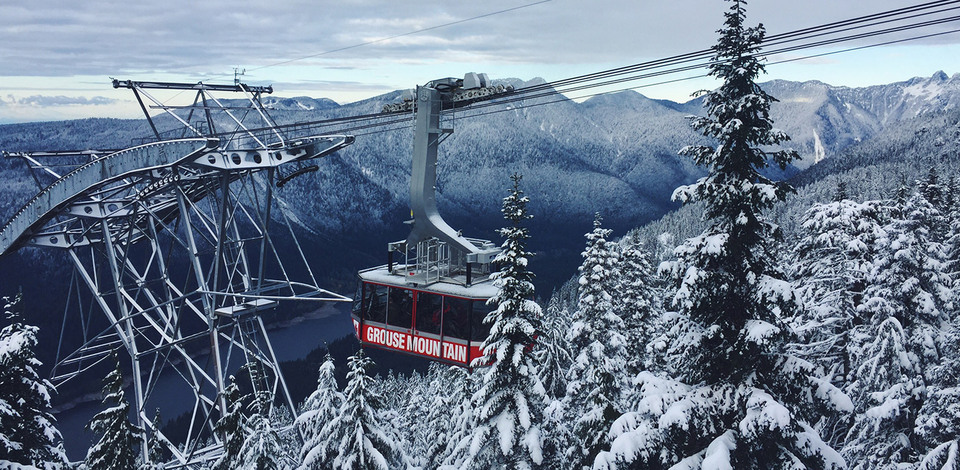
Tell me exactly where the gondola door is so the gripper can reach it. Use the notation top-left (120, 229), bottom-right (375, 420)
top-left (411, 290), bottom-right (444, 361)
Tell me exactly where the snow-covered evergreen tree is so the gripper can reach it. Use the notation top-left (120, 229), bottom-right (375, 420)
top-left (789, 193), bottom-right (885, 447)
top-left (142, 410), bottom-right (167, 470)
top-left (0, 294), bottom-right (67, 469)
top-left (423, 366), bottom-right (476, 470)
top-left (613, 231), bottom-right (659, 375)
top-left (237, 403), bottom-right (284, 469)
top-left (916, 312), bottom-right (960, 470)
top-left (563, 213), bottom-right (629, 469)
top-left (86, 356), bottom-right (143, 470)
top-left (319, 349), bottom-right (402, 470)
top-left (533, 300), bottom-right (572, 470)
top-left (596, 2), bottom-right (849, 468)
top-left (297, 354), bottom-right (344, 469)
top-left (402, 367), bottom-right (433, 465)
top-left (920, 168), bottom-right (949, 236)
top-left (535, 296), bottom-right (572, 401)
top-left (790, 190), bottom-right (884, 354)
top-left (843, 315), bottom-right (919, 468)
top-left (918, 441), bottom-right (960, 470)
top-left (944, 174), bottom-right (960, 282)
top-left (374, 370), bottom-right (407, 415)
top-left (537, 300), bottom-right (575, 470)
top-left (462, 173), bottom-right (546, 470)
top-left (843, 181), bottom-right (954, 469)
top-left (212, 376), bottom-right (245, 470)
top-left (238, 363), bottom-right (286, 470)
top-left (272, 405), bottom-right (300, 465)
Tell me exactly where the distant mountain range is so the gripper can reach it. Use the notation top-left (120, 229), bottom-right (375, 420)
top-left (1, 71), bottom-right (959, 292)
top-left (258, 71), bottom-right (960, 234)
top-left (1, 71), bottom-right (959, 397)
top-left (763, 71), bottom-right (960, 168)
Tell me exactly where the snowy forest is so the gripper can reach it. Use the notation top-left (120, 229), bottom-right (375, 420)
top-left (6, 0), bottom-right (960, 469)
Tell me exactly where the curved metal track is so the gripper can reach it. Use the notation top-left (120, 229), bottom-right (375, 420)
top-left (0, 139), bottom-right (214, 255)
top-left (1, 135), bottom-right (352, 256)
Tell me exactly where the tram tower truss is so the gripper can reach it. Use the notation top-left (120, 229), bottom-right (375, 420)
top-left (0, 80), bottom-right (354, 466)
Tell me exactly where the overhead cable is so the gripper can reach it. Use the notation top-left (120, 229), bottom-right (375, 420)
top-left (220, 0), bottom-right (960, 139)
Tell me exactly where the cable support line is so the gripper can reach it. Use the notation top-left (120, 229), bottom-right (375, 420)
top-left (426, 67), bottom-right (709, 122)
top-left (451, 75), bottom-right (708, 123)
top-left (332, 75), bottom-right (712, 137)
top-left (149, 0), bottom-right (960, 126)
top-left (504, 0), bottom-right (960, 98)
top-left (450, 27), bottom-right (960, 123)
top-left (767, 25), bottom-right (960, 68)
top-left (204, 1), bottom-right (960, 139)
top-left (761, 14), bottom-right (960, 56)
top-left (448, 12), bottom-right (960, 115)
top-left (492, 61), bottom-right (711, 108)
top-left (760, 5), bottom-right (960, 50)
top-left (761, 0), bottom-right (960, 43)
top-left (512, 49), bottom-right (713, 97)
top-left (173, 0), bottom-right (960, 144)
top-left (288, 16), bottom-right (960, 139)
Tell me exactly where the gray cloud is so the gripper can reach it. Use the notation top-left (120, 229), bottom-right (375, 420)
top-left (14, 95), bottom-right (119, 107)
top-left (269, 79), bottom-right (392, 93)
top-left (2, 0), bottom-right (957, 79)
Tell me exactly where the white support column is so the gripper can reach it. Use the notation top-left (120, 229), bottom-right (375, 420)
top-left (100, 219), bottom-right (149, 462)
top-left (177, 186), bottom-right (229, 429)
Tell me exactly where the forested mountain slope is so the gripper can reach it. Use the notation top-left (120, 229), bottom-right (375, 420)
top-left (633, 100), bottom-right (960, 258)
top-left (0, 72), bottom-right (958, 325)
top-left (2, 72), bottom-right (958, 238)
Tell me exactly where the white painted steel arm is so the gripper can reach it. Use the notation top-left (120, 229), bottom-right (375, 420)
top-left (0, 138), bottom-right (217, 255)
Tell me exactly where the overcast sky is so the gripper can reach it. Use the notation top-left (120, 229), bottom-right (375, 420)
top-left (2, 0), bottom-right (959, 123)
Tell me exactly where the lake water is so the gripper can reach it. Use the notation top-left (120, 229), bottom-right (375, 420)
top-left (55, 301), bottom-right (354, 460)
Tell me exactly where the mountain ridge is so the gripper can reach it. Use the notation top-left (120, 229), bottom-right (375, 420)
top-left (1, 71), bottom-right (958, 281)
top-left (1, 72), bottom-right (958, 388)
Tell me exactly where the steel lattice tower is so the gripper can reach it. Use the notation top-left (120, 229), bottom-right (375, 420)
top-left (0, 80), bottom-right (354, 466)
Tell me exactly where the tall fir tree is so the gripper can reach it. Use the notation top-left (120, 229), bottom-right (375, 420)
top-left (789, 188), bottom-right (885, 362)
top-left (402, 367), bottom-right (434, 466)
top-left (536, 298), bottom-right (574, 470)
top-left (462, 173), bottom-right (546, 470)
top-left (563, 213), bottom-right (629, 469)
top-left (613, 231), bottom-right (659, 375)
top-left (0, 293), bottom-right (67, 468)
top-left (143, 410), bottom-right (167, 470)
top-left (843, 182), bottom-right (955, 469)
top-left (920, 168), bottom-right (949, 235)
top-left (535, 296), bottom-right (572, 401)
top-left (297, 354), bottom-right (345, 469)
top-left (596, 1), bottom-right (849, 467)
top-left (915, 310), bottom-right (960, 470)
top-left (365, 367), bottom-right (413, 467)
top-left (423, 366), bottom-right (476, 470)
top-left (86, 356), bottom-right (143, 470)
top-left (944, 174), bottom-right (960, 281)
top-left (789, 194), bottom-right (885, 447)
top-left (212, 376), bottom-right (245, 470)
top-left (238, 362), bottom-right (286, 470)
top-left (320, 349), bottom-right (403, 470)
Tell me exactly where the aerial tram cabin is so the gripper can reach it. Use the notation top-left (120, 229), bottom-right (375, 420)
top-left (352, 74), bottom-right (512, 367)
top-left (352, 238), bottom-right (499, 366)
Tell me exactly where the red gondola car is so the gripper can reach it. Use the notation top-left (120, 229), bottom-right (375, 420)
top-left (352, 262), bottom-right (496, 367)
top-left (352, 75), bottom-right (509, 366)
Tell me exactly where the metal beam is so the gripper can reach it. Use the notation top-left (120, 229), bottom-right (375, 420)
top-left (112, 79), bottom-right (273, 94)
